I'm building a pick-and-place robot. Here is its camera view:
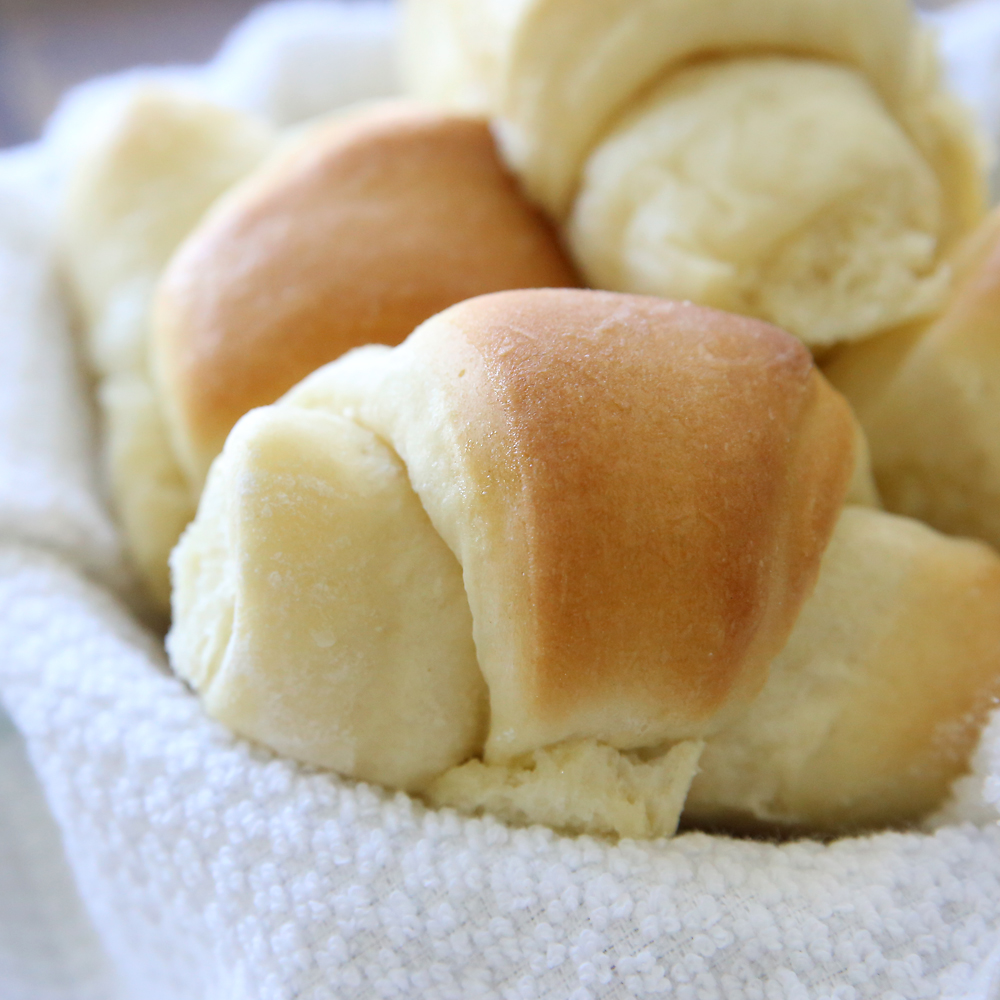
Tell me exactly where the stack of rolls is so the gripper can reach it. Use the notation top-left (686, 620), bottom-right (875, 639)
top-left (400, 0), bottom-right (1000, 693)
top-left (63, 0), bottom-right (1000, 843)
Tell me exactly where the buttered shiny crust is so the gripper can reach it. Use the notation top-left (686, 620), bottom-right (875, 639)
top-left (287, 290), bottom-right (858, 760)
top-left (415, 292), bottom-right (855, 756)
top-left (153, 102), bottom-right (579, 489)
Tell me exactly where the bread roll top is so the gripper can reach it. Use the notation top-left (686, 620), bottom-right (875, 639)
top-left (289, 290), bottom-right (859, 759)
top-left (152, 102), bottom-right (579, 490)
top-left (403, 0), bottom-right (984, 229)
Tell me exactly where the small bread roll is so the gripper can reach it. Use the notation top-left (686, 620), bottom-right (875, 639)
top-left (402, 0), bottom-right (986, 347)
top-left (169, 290), bottom-right (856, 796)
top-left (62, 89), bottom-right (273, 609)
top-left (152, 102), bottom-right (580, 491)
top-left (569, 57), bottom-right (951, 347)
top-left (426, 739), bottom-right (705, 841)
top-left (685, 506), bottom-right (1000, 834)
top-left (824, 207), bottom-right (1000, 551)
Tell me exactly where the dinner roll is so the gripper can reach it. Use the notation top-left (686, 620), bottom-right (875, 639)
top-left (171, 402), bottom-right (487, 792)
top-left (152, 101), bottom-right (580, 491)
top-left (169, 290), bottom-right (857, 799)
top-left (62, 88), bottom-right (273, 609)
top-left (685, 506), bottom-right (1000, 834)
top-left (402, 0), bottom-right (986, 347)
top-left (824, 206), bottom-right (1000, 551)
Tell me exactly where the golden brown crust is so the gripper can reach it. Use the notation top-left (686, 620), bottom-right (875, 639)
top-left (380, 290), bottom-right (858, 757)
top-left (152, 102), bottom-right (580, 486)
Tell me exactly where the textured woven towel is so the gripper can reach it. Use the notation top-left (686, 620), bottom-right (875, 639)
top-left (2, 3), bottom-right (1000, 998)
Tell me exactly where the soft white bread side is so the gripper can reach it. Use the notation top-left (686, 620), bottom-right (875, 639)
top-left (425, 738), bottom-right (705, 840)
top-left (62, 89), bottom-right (273, 609)
top-left (403, 0), bottom-right (983, 223)
top-left (685, 506), bottom-right (1000, 834)
top-left (402, 0), bottom-right (986, 348)
top-left (824, 207), bottom-right (1000, 552)
top-left (168, 392), bottom-right (487, 792)
top-left (97, 373), bottom-right (200, 612)
top-left (569, 57), bottom-right (951, 347)
top-left (67, 96), bottom-right (578, 609)
top-left (170, 290), bottom-right (856, 797)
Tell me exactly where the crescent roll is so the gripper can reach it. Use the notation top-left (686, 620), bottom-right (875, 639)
top-left (168, 289), bottom-right (858, 830)
top-left (686, 505), bottom-right (1000, 834)
top-left (402, 0), bottom-right (988, 347)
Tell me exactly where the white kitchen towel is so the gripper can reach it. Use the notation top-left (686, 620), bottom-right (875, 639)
top-left (2, 3), bottom-right (1000, 999)
top-left (3, 543), bottom-right (1000, 1000)
top-left (0, 706), bottom-right (120, 1000)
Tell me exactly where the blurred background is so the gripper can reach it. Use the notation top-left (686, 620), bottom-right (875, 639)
top-left (0, 0), bottom-right (264, 146)
top-left (0, 0), bottom-right (965, 148)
